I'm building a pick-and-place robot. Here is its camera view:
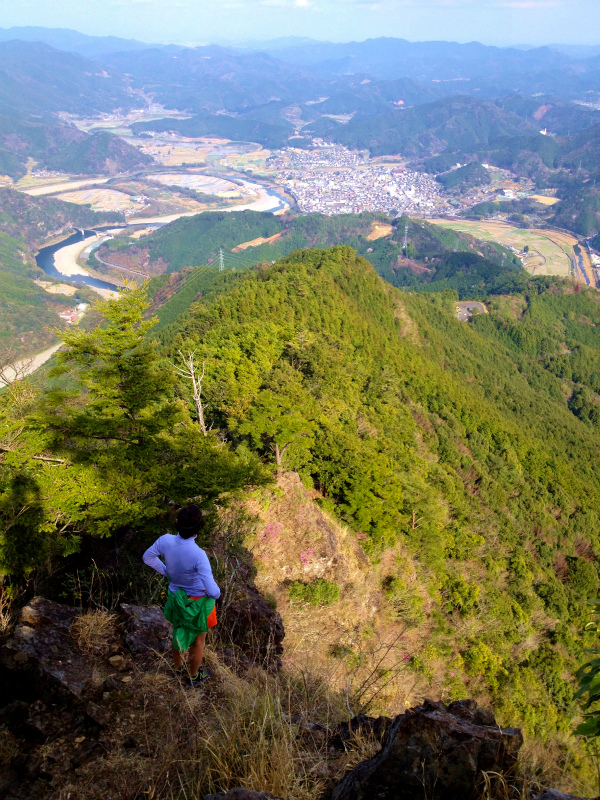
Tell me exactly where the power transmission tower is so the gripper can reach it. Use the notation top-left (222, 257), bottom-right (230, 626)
top-left (218, 247), bottom-right (224, 272)
top-left (403, 223), bottom-right (409, 252)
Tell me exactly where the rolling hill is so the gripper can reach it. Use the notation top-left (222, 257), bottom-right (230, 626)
top-left (0, 114), bottom-right (153, 179)
top-left (93, 209), bottom-right (521, 297)
top-left (44, 130), bottom-right (153, 175)
top-left (103, 45), bottom-right (349, 113)
top-left (307, 96), bottom-right (534, 157)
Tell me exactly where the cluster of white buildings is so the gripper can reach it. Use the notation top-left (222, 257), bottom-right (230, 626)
top-left (268, 142), bottom-right (368, 171)
top-left (269, 142), bottom-right (451, 216)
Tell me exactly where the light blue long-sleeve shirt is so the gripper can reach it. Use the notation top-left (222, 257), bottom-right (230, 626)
top-left (142, 533), bottom-right (221, 599)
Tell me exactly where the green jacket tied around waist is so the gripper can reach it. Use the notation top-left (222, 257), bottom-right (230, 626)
top-left (163, 588), bottom-right (216, 651)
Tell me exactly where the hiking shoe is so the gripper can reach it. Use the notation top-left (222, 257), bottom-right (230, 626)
top-left (187, 668), bottom-right (212, 687)
top-left (171, 665), bottom-right (185, 679)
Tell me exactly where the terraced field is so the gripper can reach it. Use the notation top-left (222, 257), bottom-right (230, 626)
top-left (427, 218), bottom-right (574, 278)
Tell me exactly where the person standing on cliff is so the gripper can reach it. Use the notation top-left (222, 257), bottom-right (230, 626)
top-left (143, 505), bottom-right (220, 686)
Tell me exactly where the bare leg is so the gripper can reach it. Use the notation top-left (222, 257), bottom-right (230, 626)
top-left (172, 646), bottom-right (184, 669)
top-left (188, 632), bottom-right (207, 677)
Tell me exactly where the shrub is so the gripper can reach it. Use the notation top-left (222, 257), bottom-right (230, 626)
top-left (443, 575), bottom-right (480, 615)
top-left (288, 579), bottom-right (340, 607)
top-left (383, 577), bottom-right (425, 626)
top-left (536, 579), bottom-right (569, 617)
top-left (567, 557), bottom-right (598, 600)
top-left (463, 641), bottom-right (506, 689)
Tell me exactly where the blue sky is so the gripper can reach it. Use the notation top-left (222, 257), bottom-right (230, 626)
top-left (0, 0), bottom-right (599, 46)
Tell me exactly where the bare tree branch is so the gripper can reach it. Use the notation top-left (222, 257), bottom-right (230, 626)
top-left (172, 351), bottom-right (208, 436)
top-left (0, 348), bottom-right (36, 388)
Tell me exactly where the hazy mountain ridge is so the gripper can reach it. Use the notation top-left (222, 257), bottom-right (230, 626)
top-left (0, 40), bottom-right (134, 115)
top-left (0, 25), bottom-right (159, 57)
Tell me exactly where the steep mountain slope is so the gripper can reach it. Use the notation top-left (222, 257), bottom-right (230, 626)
top-left (3, 246), bottom-right (600, 790)
top-left (152, 247), bottom-right (600, 758)
top-left (497, 95), bottom-right (600, 135)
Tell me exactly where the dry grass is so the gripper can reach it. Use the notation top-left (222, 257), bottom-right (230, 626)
top-left (70, 609), bottom-right (118, 652)
top-left (63, 645), bottom-right (369, 800)
top-left (0, 590), bottom-right (17, 637)
top-left (479, 771), bottom-right (532, 800)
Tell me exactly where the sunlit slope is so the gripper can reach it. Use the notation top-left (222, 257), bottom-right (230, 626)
top-left (156, 245), bottom-right (600, 740)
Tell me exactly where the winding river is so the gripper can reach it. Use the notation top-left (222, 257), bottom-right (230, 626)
top-left (35, 177), bottom-right (289, 294)
top-left (36, 229), bottom-right (121, 294)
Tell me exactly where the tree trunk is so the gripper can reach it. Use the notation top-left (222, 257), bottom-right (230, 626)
top-left (194, 396), bottom-right (207, 437)
top-left (274, 442), bottom-right (282, 478)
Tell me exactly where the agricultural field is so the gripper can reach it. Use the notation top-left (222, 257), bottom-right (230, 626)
top-left (428, 218), bottom-right (574, 277)
top-left (132, 137), bottom-right (219, 166)
top-left (153, 173), bottom-right (241, 196)
top-left (529, 194), bottom-right (561, 206)
top-left (18, 177), bottom-right (111, 196)
top-left (55, 187), bottom-right (144, 213)
top-left (221, 146), bottom-right (271, 173)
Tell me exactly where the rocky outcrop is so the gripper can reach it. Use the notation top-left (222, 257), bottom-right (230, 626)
top-left (0, 597), bottom-right (91, 700)
top-left (330, 699), bottom-right (523, 800)
top-left (120, 602), bottom-right (171, 657)
top-left (218, 583), bottom-right (285, 671)
top-left (330, 713), bottom-right (392, 749)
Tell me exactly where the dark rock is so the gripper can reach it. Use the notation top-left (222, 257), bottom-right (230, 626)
top-left (330, 714), bottom-right (393, 749)
top-left (120, 603), bottom-right (171, 656)
top-left (533, 792), bottom-right (600, 800)
top-left (85, 701), bottom-right (112, 727)
top-left (204, 790), bottom-right (284, 800)
top-left (1, 597), bottom-right (93, 699)
top-left (330, 698), bottom-right (523, 800)
top-left (218, 584), bottom-right (285, 671)
top-left (445, 699), bottom-right (496, 726)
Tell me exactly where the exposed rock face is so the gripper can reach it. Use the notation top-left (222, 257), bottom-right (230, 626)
top-left (204, 790), bottom-right (284, 800)
top-left (330, 713), bottom-right (392, 749)
top-left (330, 699), bottom-right (523, 800)
top-left (0, 596), bottom-right (92, 699)
top-left (533, 792), bottom-right (600, 800)
top-left (219, 583), bottom-right (285, 671)
top-left (120, 602), bottom-right (171, 656)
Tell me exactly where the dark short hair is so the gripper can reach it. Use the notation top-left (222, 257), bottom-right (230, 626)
top-left (176, 504), bottom-right (205, 539)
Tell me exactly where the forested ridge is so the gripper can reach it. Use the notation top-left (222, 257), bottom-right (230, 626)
top-left (96, 209), bottom-right (522, 298)
top-left (3, 245), bottom-right (600, 790)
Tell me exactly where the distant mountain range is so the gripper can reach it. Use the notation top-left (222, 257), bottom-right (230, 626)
top-left (0, 29), bottom-right (600, 237)
top-left (0, 26), bottom-right (159, 57)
